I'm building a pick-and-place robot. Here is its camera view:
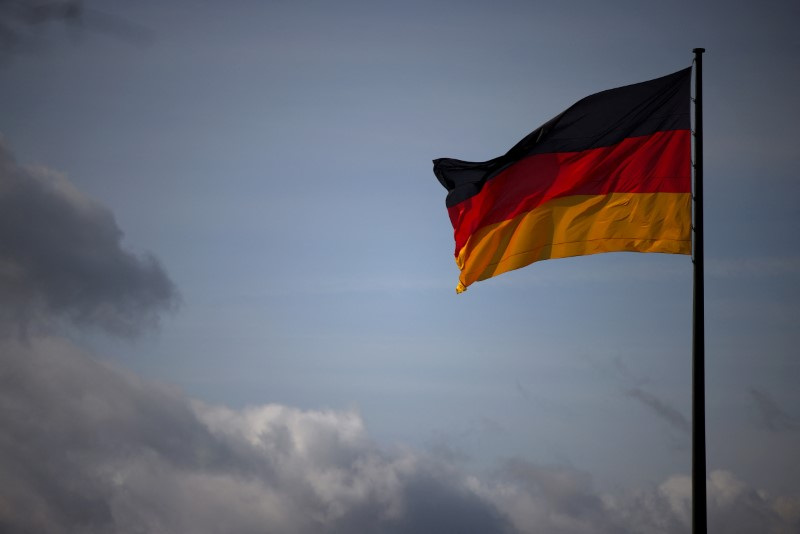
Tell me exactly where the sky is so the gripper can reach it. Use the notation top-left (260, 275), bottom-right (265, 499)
top-left (1, 0), bottom-right (799, 532)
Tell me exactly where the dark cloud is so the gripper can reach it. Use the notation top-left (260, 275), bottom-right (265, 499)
top-left (0, 0), bottom-right (82, 58)
top-left (749, 388), bottom-right (797, 432)
top-left (0, 0), bottom-right (152, 57)
top-left (626, 387), bottom-right (690, 435)
top-left (2, 337), bottom-right (798, 534)
top-left (0, 141), bottom-right (177, 337)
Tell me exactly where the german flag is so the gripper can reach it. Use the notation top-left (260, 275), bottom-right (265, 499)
top-left (434, 68), bottom-right (692, 293)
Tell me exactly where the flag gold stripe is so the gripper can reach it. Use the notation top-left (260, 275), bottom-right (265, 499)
top-left (455, 192), bottom-right (691, 293)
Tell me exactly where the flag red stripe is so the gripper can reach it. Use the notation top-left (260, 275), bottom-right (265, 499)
top-left (447, 129), bottom-right (691, 256)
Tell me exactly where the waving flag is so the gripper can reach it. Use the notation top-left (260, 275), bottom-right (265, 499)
top-left (434, 68), bottom-right (692, 293)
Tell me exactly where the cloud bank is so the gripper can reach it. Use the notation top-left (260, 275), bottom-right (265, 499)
top-left (0, 337), bottom-right (515, 534)
top-left (0, 141), bottom-right (177, 337)
top-left (2, 337), bottom-right (799, 534)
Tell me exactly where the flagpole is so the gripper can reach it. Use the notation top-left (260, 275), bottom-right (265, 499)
top-left (691, 47), bottom-right (707, 534)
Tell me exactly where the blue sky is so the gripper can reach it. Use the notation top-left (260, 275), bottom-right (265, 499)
top-left (1, 1), bottom-right (799, 532)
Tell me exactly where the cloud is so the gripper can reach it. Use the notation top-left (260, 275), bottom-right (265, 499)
top-left (0, 337), bottom-right (512, 534)
top-left (626, 387), bottom-right (690, 435)
top-left (2, 337), bottom-right (799, 534)
top-left (0, 0), bottom-right (82, 56)
top-left (0, 1), bottom-right (153, 57)
top-left (479, 459), bottom-right (624, 533)
top-left (0, 141), bottom-right (177, 337)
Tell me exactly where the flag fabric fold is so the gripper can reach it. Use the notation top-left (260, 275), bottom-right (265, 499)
top-left (434, 67), bottom-right (693, 293)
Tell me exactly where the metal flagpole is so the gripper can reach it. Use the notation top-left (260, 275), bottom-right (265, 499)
top-left (691, 47), bottom-right (707, 534)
